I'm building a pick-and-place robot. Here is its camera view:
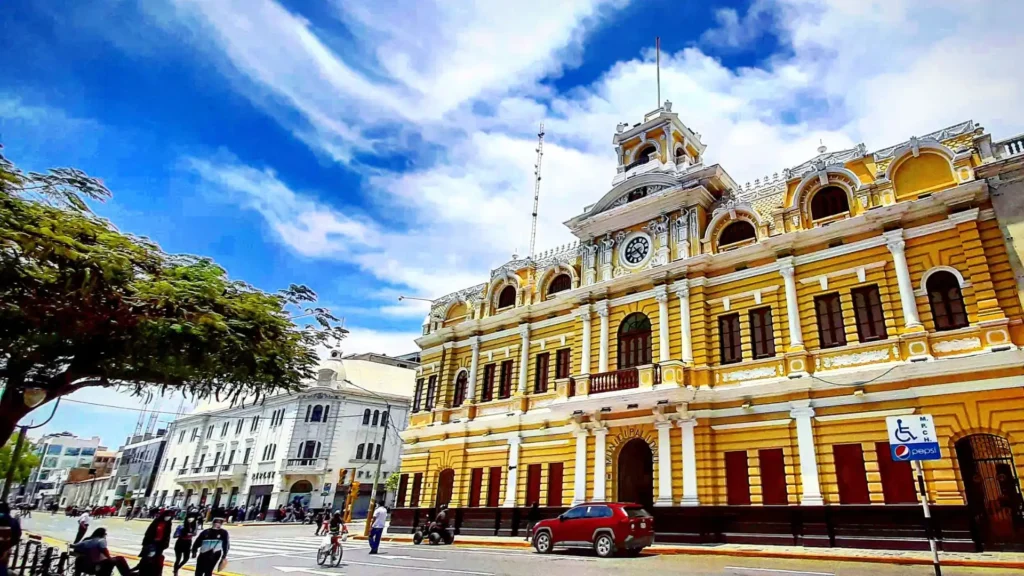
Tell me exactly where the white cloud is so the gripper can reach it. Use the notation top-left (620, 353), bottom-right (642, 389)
top-left (175, 0), bottom-right (1024, 307)
top-left (338, 326), bottom-right (422, 357)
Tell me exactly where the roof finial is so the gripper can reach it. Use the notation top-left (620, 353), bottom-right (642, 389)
top-left (817, 139), bottom-right (827, 154)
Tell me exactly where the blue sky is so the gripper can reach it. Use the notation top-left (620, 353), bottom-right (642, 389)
top-left (4, 0), bottom-right (1023, 448)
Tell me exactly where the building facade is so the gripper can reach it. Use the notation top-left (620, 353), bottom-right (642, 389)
top-left (151, 352), bottom-right (415, 519)
top-left (24, 433), bottom-right (103, 506)
top-left (394, 106), bottom-right (1024, 551)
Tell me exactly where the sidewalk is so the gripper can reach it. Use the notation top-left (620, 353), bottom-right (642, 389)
top-left (371, 532), bottom-right (1024, 570)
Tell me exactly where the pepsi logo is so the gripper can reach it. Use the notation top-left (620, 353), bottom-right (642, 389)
top-left (894, 445), bottom-right (910, 460)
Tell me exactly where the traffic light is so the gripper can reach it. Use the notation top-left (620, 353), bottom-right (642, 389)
top-left (343, 481), bottom-right (360, 524)
top-left (338, 469), bottom-right (348, 485)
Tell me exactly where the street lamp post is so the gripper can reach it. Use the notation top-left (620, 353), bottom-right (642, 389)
top-left (1, 391), bottom-right (61, 503)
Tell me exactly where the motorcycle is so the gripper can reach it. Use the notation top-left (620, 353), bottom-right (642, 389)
top-left (413, 520), bottom-right (454, 545)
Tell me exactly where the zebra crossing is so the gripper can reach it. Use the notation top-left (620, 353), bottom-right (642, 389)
top-left (106, 534), bottom-right (367, 563)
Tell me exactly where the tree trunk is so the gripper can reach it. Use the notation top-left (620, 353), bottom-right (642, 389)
top-left (0, 386), bottom-right (33, 448)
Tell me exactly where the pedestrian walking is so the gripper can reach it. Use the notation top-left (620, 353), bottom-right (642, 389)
top-left (368, 503), bottom-right (387, 554)
top-left (172, 512), bottom-right (199, 576)
top-left (525, 501), bottom-right (540, 541)
top-left (75, 509), bottom-right (92, 543)
top-left (138, 510), bottom-right (174, 575)
top-left (191, 518), bottom-right (229, 576)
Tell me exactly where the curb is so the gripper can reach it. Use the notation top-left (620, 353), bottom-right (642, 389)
top-left (375, 534), bottom-right (1024, 570)
top-left (26, 532), bottom-right (246, 576)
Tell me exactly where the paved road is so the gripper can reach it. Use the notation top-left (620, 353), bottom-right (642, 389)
top-left (17, 514), bottom-right (1015, 576)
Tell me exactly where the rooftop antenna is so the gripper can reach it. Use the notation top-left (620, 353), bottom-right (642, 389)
top-left (528, 122), bottom-right (545, 258)
top-left (656, 36), bottom-right (661, 109)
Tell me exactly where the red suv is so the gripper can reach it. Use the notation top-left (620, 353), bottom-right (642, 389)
top-left (531, 502), bottom-right (654, 558)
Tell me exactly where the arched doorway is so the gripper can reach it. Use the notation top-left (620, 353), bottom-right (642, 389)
top-left (955, 434), bottom-right (1024, 549)
top-left (435, 468), bottom-right (455, 508)
top-left (618, 313), bottom-right (652, 369)
top-left (617, 439), bottom-right (654, 509)
top-left (288, 480), bottom-right (313, 509)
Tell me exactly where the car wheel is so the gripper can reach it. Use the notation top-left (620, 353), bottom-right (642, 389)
top-left (534, 532), bottom-right (552, 554)
top-left (593, 533), bottom-right (615, 558)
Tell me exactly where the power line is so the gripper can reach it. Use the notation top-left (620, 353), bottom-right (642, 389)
top-left (57, 397), bottom-right (398, 422)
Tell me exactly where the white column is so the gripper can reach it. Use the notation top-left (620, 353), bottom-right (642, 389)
top-left (578, 305), bottom-right (592, 375)
top-left (592, 427), bottom-right (608, 501)
top-left (679, 417), bottom-right (699, 506)
top-left (655, 286), bottom-right (670, 363)
top-left (674, 283), bottom-right (693, 363)
top-left (885, 230), bottom-right (922, 329)
top-left (467, 336), bottom-right (481, 403)
top-left (655, 421), bottom-right (674, 506)
top-left (517, 324), bottom-right (530, 394)
top-left (779, 258), bottom-right (804, 349)
top-left (572, 429), bottom-right (589, 505)
top-left (596, 300), bottom-right (610, 373)
top-left (790, 403), bottom-right (822, 505)
top-left (503, 436), bottom-right (522, 508)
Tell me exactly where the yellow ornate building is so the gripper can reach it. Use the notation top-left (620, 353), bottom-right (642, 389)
top-left (393, 104), bottom-right (1024, 551)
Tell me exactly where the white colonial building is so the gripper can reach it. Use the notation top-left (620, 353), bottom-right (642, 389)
top-left (151, 352), bottom-right (416, 519)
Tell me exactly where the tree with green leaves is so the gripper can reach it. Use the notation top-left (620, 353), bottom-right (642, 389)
top-left (0, 145), bottom-right (348, 447)
top-left (0, 431), bottom-right (40, 485)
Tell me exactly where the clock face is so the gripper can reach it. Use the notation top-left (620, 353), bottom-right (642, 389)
top-left (623, 236), bottom-right (650, 265)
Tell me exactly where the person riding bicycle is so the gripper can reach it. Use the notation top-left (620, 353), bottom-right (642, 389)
top-left (327, 511), bottom-right (344, 539)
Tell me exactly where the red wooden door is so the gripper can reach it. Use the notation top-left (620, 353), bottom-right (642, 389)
top-left (525, 464), bottom-right (542, 506)
top-left (547, 462), bottom-right (564, 506)
top-left (725, 451), bottom-right (751, 505)
top-left (468, 468), bottom-right (484, 507)
top-left (487, 467), bottom-right (502, 507)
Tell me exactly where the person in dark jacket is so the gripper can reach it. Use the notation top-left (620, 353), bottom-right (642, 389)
top-left (0, 503), bottom-right (23, 576)
top-left (137, 510), bottom-right (174, 575)
top-left (172, 512), bottom-right (199, 576)
top-left (524, 502), bottom-right (541, 541)
top-left (191, 518), bottom-right (229, 576)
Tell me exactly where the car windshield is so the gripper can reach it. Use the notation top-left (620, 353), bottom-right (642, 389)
top-left (624, 507), bottom-right (652, 518)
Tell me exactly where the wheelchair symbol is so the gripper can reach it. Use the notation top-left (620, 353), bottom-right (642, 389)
top-left (894, 419), bottom-right (917, 443)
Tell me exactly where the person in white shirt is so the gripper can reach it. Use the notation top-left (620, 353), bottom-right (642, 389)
top-left (368, 504), bottom-right (387, 554)
top-left (75, 511), bottom-right (91, 543)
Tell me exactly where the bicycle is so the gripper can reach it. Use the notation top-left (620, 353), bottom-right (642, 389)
top-left (316, 533), bottom-right (344, 567)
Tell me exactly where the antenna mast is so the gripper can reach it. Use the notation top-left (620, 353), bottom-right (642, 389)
top-left (656, 36), bottom-right (661, 108)
top-left (528, 122), bottom-right (545, 258)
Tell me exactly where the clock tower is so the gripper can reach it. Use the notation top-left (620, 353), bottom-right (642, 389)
top-left (562, 101), bottom-right (735, 284)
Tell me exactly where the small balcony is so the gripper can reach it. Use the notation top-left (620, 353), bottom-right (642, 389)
top-left (285, 458), bottom-right (327, 473)
top-left (590, 367), bottom-right (639, 394)
top-left (177, 463), bottom-right (246, 482)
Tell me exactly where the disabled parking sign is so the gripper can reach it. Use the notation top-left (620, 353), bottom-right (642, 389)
top-left (886, 414), bottom-right (941, 461)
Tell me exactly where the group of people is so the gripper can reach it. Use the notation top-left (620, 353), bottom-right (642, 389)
top-left (70, 508), bottom-right (230, 576)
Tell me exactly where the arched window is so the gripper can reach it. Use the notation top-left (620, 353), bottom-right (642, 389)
top-left (375, 444), bottom-right (382, 460)
top-left (453, 371), bottom-right (468, 407)
top-left (356, 444), bottom-right (365, 459)
top-left (366, 442), bottom-right (374, 459)
top-left (927, 271), bottom-right (968, 331)
top-left (618, 313), bottom-right (652, 369)
top-left (548, 274), bottom-right (572, 296)
top-left (634, 145), bottom-right (656, 166)
top-left (362, 409), bottom-right (371, 425)
top-left (628, 188), bottom-right (648, 202)
top-left (676, 146), bottom-right (685, 161)
top-left (810, 186), bottom-right (850, 220)
top-left (310, 405), bottom-right (323, 423)
top-left (498, 285), bottom-right (516, 309)
top-left (718, 221), bottom-right (756, 247)
top-left (372, 410), bottom-right (380, 426)
top-left (381, 411), bottom-right (388, 427)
